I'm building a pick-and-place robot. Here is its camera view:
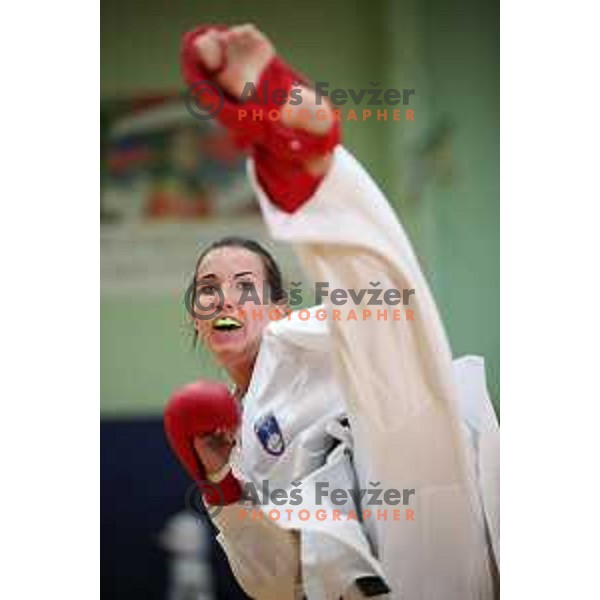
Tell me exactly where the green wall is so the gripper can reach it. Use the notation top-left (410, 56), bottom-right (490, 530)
top-left (101, 0), bottom-right (499, 415)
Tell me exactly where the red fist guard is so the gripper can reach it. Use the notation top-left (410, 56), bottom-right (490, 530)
top-left (181, 24), bottom-right (341, 213)
top-left (164, 380), bottom-right (243, 505)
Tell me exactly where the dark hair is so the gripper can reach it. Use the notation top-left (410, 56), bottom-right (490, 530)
top-left (188, 236), bottom-right (286, 345)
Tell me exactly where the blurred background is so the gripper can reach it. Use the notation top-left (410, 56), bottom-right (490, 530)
top-left (101, 0), bottom-right (498, 598)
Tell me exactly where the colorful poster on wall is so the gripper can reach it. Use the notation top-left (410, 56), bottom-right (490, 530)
top-left (101, 93), bottom-right (257, 224)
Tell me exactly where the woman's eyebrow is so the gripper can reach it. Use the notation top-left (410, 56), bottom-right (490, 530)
top-left (197, 272), bottom-right (254, 281)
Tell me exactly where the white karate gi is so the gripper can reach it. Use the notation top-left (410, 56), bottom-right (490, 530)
top-left (211, 147), bottom-right (499, 600)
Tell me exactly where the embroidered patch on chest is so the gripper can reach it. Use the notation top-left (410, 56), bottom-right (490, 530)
top-left (254, 413), bottom-right (285, 456)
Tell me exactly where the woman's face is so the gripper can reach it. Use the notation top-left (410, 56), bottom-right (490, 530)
top-left (193, 246), bottom-right (284, 367)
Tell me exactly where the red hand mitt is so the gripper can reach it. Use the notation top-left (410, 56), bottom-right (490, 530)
top-left (164, 380), bottom-right (242, 505)
top-left (180, 24), bottom-right (341, 213)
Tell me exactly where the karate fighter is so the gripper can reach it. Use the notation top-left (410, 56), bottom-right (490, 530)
top-left (164, 23), bottom-right (499, 600)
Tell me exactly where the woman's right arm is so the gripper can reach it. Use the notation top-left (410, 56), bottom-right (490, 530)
top-left (193, 434), bottom-right (302, 599)
top-left (211, 505), bottom-right (301, 600)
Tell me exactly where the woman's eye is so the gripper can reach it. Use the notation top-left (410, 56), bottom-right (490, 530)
top-left (198, 284), bottom-right (218, 295)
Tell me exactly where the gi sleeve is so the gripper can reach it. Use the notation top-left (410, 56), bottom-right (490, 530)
top-left (248, 146), bottom-right (498, 599)
top-left (211, 504), bottom-right (301, 600)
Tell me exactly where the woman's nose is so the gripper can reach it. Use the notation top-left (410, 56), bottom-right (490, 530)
top-left (220, 285), bottom-right (239, 309)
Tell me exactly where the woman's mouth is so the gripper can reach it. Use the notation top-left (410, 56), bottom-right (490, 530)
top-left (212, 316), bottom-right (244, 332)
top-left (209, 315), bottom-right (246, 348)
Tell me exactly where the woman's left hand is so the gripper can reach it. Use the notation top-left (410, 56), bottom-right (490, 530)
top-left (193, 428), bottom-right (236, 477)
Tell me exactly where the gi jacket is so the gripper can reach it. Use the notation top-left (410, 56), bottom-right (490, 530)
top-left (211, 147), bottom-right (499, 600)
